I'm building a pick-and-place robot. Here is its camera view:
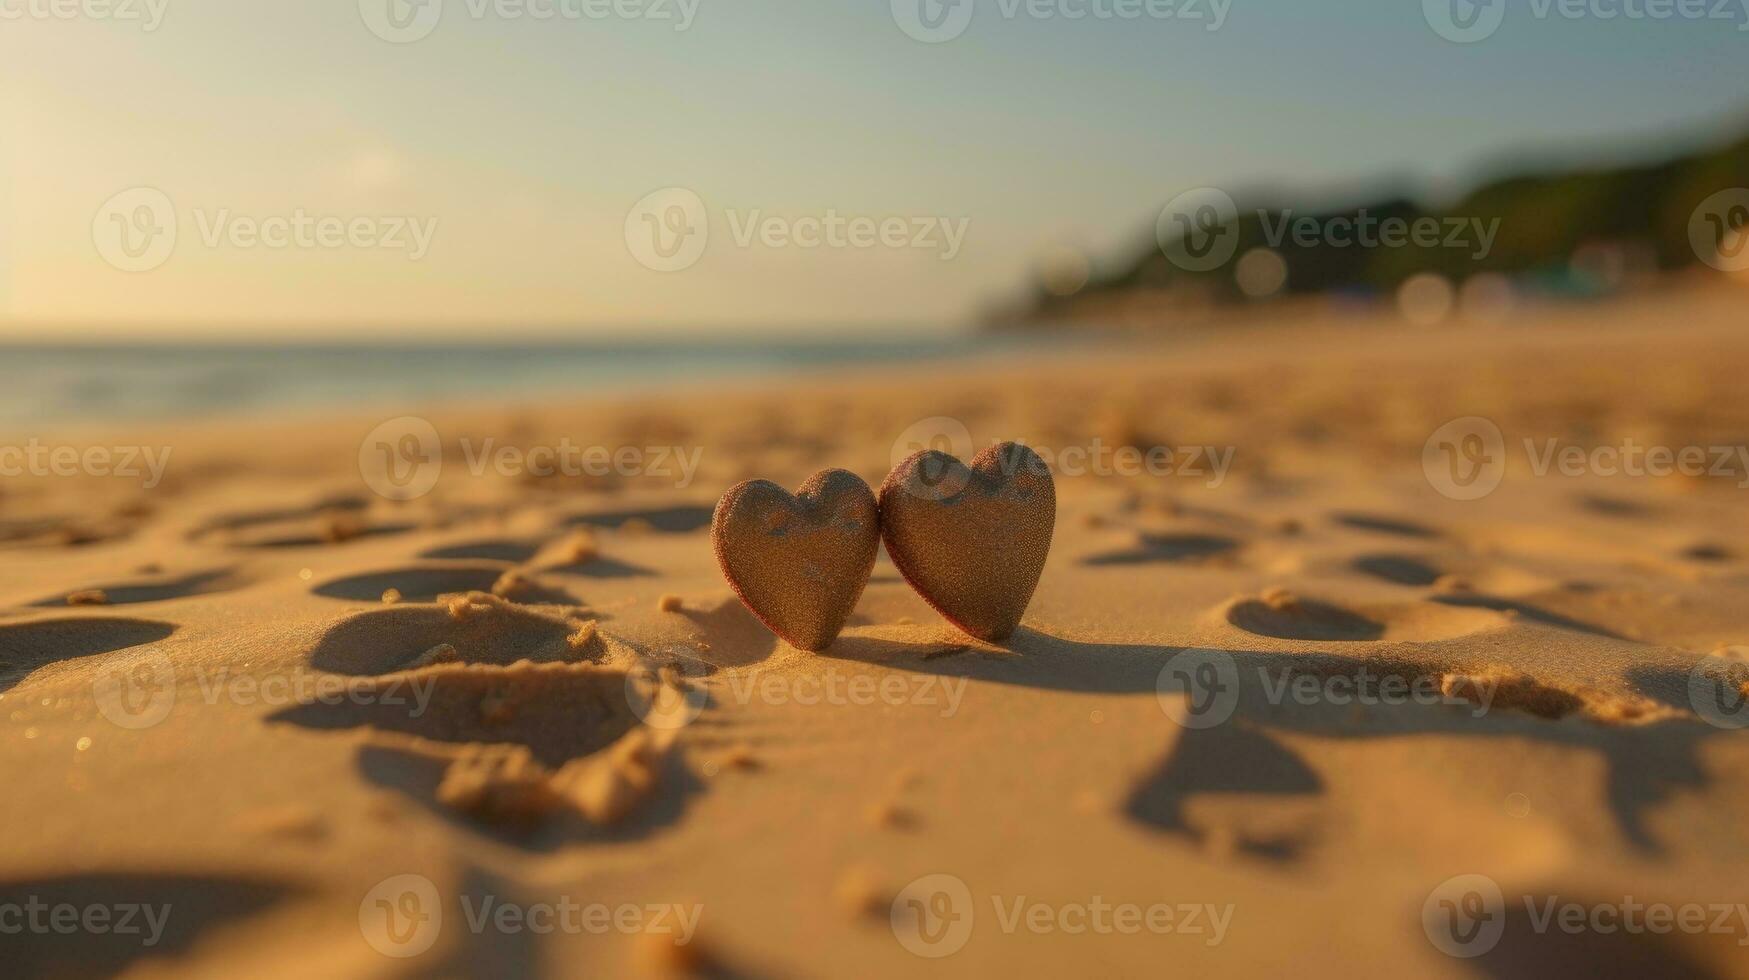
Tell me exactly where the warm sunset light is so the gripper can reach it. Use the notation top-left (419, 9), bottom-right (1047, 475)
top-left (4, 5), bottom-right (1749, 979)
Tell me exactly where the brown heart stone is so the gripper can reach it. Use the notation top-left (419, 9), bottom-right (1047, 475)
top-left (711, 469), bottom-right (880, 652)
top-left (879, 442), bottom-right (1056, 642)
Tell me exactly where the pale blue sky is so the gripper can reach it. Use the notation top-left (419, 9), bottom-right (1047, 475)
top-left (1, 0), bottom-right (1745, 335)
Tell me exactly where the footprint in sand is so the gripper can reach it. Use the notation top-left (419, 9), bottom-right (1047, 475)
top-left (187, 496), bottom-right (412, 549)
top-left (1083, 532), bottom-right (1243, 567)
top-left (273, 661), bottom-right (642, 768)
top-left (306, 602), bottom-right (594, 675)
top-left (0, 617), bottom-right (177, 693)
top-left (422, 535), bottom-right (655, 578)
top-left (564, 504), bottom-right (713, 534)
top-left (29, 567), bottom-right (247, 608)
top-left (1220, 591), bottom-right (1506, 643)
top-left (1330, 511), bottom-right (1441, 539)
top-left (1350, 553), bottom-right (1444, 587)
top-left (312, 563), bottom-right (581, 606)
top-left (278, 603), bottom-right (693, 842)
top-left (1679, 542), bottom-right (1735, 563)
top-left (1125, 722), bottom-right (1321, 861)
top-left (419, 538), bottom-right (546, 562)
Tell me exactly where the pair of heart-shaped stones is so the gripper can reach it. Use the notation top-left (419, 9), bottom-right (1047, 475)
top-left (711, 442), bottom-right (1056, 651)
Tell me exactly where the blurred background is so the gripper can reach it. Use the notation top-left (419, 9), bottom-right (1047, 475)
top-left (1, 0), bottom-right (1746, 424)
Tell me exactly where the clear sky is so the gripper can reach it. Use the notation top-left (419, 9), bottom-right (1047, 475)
top-left (2, 0), bottom-right (1745, 338)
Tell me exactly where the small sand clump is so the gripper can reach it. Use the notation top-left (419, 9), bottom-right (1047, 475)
top-left (318, 513), bottom-right (366, 544)
top-left (560, 531), bottom-right (599, 564)
top-left (235, 805), bottom-right (328, 842)
top-left (657, 594), bottom-right (684, 613)
top-left (865, 801), bottom-right (918, 831)
top-left (635, 926), bottom-right (711, 977)
top-left (1260, 587), bottom-right (1300, 612)
top-left (1441, 667), bottom-right (1679, 725)
top-left (65, 589), bottom-right (109, 606)
top-left (434, 728), bottom-right (676, 830)
top-left (720, 745), bottom-right (760, 771)
top-left (1442, 669), bottom-right (1580, 720)
top-left (566, 620), bottom-right (599, 653)
top-left (381, 588), bottom-right (403, 605)
top-left (408, 643), bottom-right (460, 669)
top-left (833, 865), bottom-right (893, 920)
top-left (444, 590), bottom-right (510, 622)
top-left (491, 570), bottom-right (530, 598)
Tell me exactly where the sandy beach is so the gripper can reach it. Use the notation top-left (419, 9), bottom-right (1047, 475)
top-left (0, 282), bottom-right (1745, 977)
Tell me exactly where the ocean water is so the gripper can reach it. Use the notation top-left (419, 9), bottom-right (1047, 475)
top-left (0, 335), bottom-right (1077, 429)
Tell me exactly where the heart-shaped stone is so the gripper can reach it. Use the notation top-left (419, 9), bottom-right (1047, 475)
top-left (879, 442), bottom-right (1055, 642)
top-left (711, 469), bottom-right (880, 652)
